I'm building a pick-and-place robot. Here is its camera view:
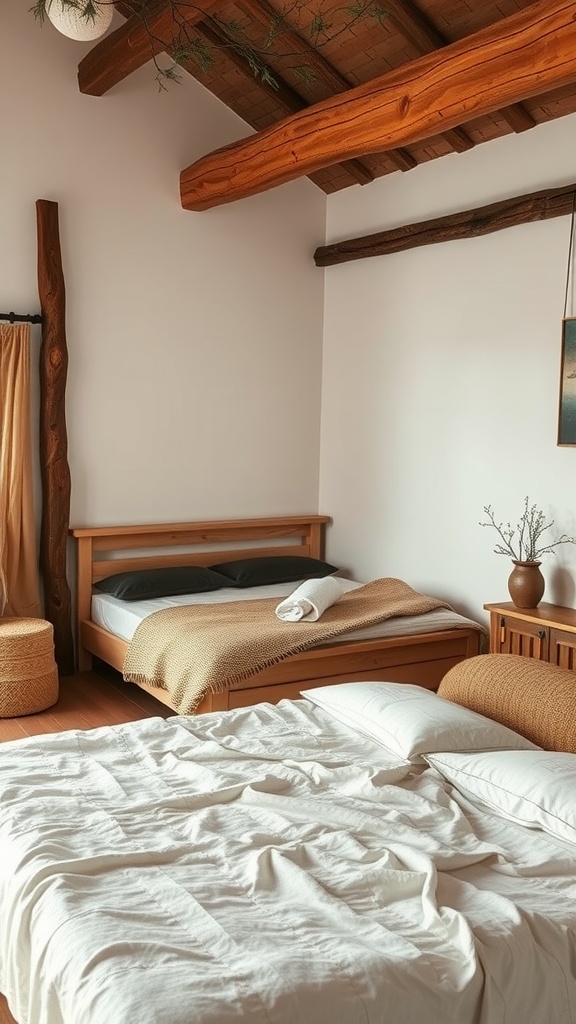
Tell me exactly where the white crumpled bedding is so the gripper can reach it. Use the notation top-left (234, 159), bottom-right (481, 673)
top-left (0, 698), bottom-right (575, 1024)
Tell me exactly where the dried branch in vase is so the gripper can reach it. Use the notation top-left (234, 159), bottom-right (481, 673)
top-left (480, 496), bottom-right (576, 562)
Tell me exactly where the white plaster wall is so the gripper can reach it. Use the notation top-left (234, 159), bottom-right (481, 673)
top-left (2, 0), bottom-right (326, 527)
top-left (321, 115), bottom-right (576, 623)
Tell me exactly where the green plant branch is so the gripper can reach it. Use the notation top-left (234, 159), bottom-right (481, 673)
top-left (31, 0), bottom-right (104, 21)
top-left (31, 0), bottom-right (389, 90)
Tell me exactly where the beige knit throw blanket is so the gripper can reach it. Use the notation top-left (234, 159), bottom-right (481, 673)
top-left (123, 577), bottom-right (455, 714)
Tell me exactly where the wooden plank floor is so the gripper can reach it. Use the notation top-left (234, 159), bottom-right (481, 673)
top-left (0, 667), bottom-right (172, 1023)
top-left (0, 666), bottom-right (171, 744)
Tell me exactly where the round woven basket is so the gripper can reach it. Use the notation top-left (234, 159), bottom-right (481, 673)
top-left (0, 617), bottom-right (59, 717)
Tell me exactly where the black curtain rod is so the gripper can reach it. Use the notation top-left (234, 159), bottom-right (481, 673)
top-left (0, 312), bottom-right (43, 324)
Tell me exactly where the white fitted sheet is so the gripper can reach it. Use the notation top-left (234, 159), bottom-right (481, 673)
top-left (0, 699), bottom-right (574, 1024)
top-left (91, 576), bottom-right (484, 645)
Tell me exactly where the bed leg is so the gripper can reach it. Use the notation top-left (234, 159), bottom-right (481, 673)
top-left (77, 648), bottom-right (93, 672)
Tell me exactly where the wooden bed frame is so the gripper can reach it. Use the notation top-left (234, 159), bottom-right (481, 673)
top-left (70, 515), bottom-right (482, 714)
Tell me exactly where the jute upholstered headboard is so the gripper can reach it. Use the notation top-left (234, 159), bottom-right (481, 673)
top-left (438, 654), bottom-right (576, 753)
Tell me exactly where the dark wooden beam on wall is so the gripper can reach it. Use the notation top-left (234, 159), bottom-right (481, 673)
top-left (314, 181), bottom-right (576, 266)
top-left (180, 0), bottom-right (576, 211)
top-left (36, 200), bottom-right (74, 676)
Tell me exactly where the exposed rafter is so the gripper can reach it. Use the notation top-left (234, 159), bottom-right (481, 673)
top-left (234, 0), bottom-right (473, 156)
top-left (78, 0), bottom-right (220, 96)
top-left (195, 16), bottom-right (375, 187)
top-left (70, 0), bottom-right (576, 203)
top-left (79, 0), bottom-right (415, 179)
top-left (179, 0), bottom-right (576, 211)
top-left (80, 0), bottom-right (378, 188)
top-left (232, 0), bottom-right (418, 173)
top-left (382, 0), bottom-right (536, 134)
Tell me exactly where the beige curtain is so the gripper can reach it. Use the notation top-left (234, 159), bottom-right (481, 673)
top-left (0, 324), bottom-right (41, 617)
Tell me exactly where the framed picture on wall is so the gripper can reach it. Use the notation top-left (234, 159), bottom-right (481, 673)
top-left (558, 318), bottom-right (576, 446)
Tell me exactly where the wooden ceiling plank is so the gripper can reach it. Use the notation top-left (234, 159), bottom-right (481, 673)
top-left (179, 0), bottom-right (576, 210)
top-left (384, 0), bottom-right (534, 134)
top-left (314, 181), bottom-right (576, 266)
top-left (78, 0), bottom-right (221, 96)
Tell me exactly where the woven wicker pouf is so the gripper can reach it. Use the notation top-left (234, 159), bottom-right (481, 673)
top-left (0, 617), bottom-right (59, 717)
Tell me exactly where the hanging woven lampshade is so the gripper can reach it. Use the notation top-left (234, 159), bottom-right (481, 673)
top-left (46, 0), bottom-right (113, 41)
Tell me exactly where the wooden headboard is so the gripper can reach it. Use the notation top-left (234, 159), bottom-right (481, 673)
top-left (70, 515), bottom-right (331, 664)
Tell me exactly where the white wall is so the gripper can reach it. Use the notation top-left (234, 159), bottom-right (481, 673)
top-left (2, 0), bottom-right (326, 527)
top-left (321, 116), bottom-right (576, 623)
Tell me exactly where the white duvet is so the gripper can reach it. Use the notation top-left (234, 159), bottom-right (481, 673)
top-left (1, 699), bottom-right (575, 1024)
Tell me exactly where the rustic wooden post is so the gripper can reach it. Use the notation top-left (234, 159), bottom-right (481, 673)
top-left (36, 199), bottom-right (75, 675)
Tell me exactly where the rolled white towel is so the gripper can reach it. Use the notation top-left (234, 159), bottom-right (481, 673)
top-left (275, 576), bottom-right (343, 622)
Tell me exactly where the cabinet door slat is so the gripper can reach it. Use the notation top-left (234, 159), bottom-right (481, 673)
top-left (485, 603), bottom-right (576, 672)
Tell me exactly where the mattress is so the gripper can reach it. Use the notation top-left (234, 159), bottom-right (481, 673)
top-left (0, 698), bottom-right (574, 1024)
top-left (91, 576), bottom-right (484, 644)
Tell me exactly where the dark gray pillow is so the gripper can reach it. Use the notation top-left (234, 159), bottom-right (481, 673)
top-left (208, 555), bottom-right (339, 588)
top-left (94, 566), bottom-right (230, 601)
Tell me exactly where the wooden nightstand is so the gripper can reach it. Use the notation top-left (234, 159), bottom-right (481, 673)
top-left (484, 602), bottom-right (576, 670)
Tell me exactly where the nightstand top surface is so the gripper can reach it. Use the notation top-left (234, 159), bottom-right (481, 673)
top-left (484, 601), bottom-right (576, 632)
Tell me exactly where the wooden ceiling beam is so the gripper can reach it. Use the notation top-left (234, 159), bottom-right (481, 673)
top-left (314, 181), bottom-right (576, 265)
top-left (234, 0), bottom-right (416, 172)
top-left (179, 0), bottom-right (576, 210)
top-left (196, 18), bottom-right (374, 187)
top-left (383, 0), bottom-right (536, 133)
top-left (78, 0), bottom-right (410, 177)
top-left (78, 0), bottom-right (220, 96)
top-left (377, 0), bottom-right (475, 151)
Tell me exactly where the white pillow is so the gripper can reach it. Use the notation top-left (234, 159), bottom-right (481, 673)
top-left (426, 749), bottom-right (576, 846)
top-left (300, 682), bottom-right (538, 762)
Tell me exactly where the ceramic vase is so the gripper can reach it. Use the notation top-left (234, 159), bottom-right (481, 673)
top-left (507, 560), bottom-right (545, 609)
